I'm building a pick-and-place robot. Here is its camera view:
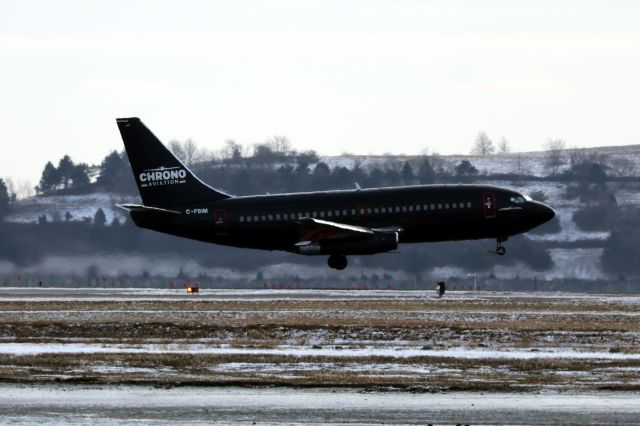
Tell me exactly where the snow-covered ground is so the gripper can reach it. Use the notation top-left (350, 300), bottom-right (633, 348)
top-left (1, 291), bottom-right (640, 394)
top-left (5, 192), bottom-right (137, 224)
top-left (1, 342), bottom-right (638, 360)
top-left (2, 385), bottom-right (640, 425)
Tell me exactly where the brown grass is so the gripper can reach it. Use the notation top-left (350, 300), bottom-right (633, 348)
top-left (0, 352), bottom-right (639, 391)
top-left (1, 296), bottom-right (639, 391)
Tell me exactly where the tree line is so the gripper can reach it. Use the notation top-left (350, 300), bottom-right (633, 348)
top-left (30, 137), bottom-right (626, 201)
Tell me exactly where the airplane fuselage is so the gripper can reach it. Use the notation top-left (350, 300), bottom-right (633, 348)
top-left (117, 117), bottom-right (555, 270)
top-left (130, 184), bottom-right (554, 252)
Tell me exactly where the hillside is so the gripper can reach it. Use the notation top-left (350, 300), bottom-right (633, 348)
top-left (3, 145), bottom-right (640, 284)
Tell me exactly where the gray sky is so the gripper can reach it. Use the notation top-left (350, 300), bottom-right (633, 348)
top-left (2, 0), bottom-right (640, 185)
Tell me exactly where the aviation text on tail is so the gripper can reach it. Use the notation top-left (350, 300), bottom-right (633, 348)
top-left (116, 117), bottom-right (230, 208)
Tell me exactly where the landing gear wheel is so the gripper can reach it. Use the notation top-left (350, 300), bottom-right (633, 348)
top-left (492, 237), bottom-right (507, 256)
top-left (328, 255), bottom-right (348, 270)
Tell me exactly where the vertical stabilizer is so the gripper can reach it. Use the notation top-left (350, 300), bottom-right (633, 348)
top-left (116, 117), bottom-right (230, 207)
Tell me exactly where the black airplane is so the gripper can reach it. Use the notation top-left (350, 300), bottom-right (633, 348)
top-left (117, 117), bottom-right (555, 270)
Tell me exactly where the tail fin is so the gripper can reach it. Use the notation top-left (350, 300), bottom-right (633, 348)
top-left (116, 117), bottom-right (230, 208)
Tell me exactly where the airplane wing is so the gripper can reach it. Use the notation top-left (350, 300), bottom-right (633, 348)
top-left (294, 217), bottom-right (373, 246)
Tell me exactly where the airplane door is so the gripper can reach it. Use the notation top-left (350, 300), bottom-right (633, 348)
top-left (356, 204), bottom-right (368, 223)
top-left (482, 192), bottom-right (496, 219)
top-left (214, 209), bottom-right (228, 235)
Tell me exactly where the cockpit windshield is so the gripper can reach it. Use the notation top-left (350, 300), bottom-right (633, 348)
top-left (509, 195), bottom-right (527, 205)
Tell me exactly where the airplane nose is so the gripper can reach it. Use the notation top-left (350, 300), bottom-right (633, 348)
top-left (543, 203), bottom-right (556, 222)
top-left (529, 201), bottom-right (555, 225)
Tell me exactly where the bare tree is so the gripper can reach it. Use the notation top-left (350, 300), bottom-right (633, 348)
top-left (512, 153), bottom-right (531, 177)
top-left (568, 146), bottom-right (587, 168)
top-left (266, 135), bottom-right (292, 156)
top-left (16, 180), bottom-right (34, 199)
top-left (609, 156), bottom-right (636, 177)
top-left (543, 138), bottom-right (566, 175)
top-left (168, 138), bottom-right (206, 166)
top-left (3, 178), bottom-right (16, 200)
top-left (168, 140), bottom-right (186, 163)
top-left (471, 131), bottom-right (495, 156)
top-left (221, 139), bottom-right (245, 162)
top-left (182, 138), bottom-right (199, 166)
top-left (497, 137), bottom-right (511, 154)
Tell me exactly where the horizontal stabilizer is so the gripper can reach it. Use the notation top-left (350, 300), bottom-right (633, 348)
top-left (117, 204), bottom-right (181, 215)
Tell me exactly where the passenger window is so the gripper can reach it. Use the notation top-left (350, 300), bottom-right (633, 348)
top-left (320, 211), bottom-right (325, 218)
top-left (261, 215), bottom-right (266, 221)
top-left (367, 208), bottom-right (372, 214)
top-left (342, 209), bottom-right (347, 216)
top-left (247, 216), bottom-right (252, 222)
top-left (415, 205), bottom-right (420, 211)
top-left (467, 202), bottom-right (472, 208)
top-left (240, 216), bottom-right (245, 222)
top-left (312, 211), bottom-right (317, 217)
top-left (445, 204), bottom-right (449, 209)
top-left (430, 204), bottom-right (435, 210)
top-left (276, 214), bottom-right (281, 220)
top-left (254, 215), bottom-right (259, 221)
top-left (351, 209), bottom-right (356, 215)
top-left (402, 206), bottom-right (407, 212)
top-left (409, 206), bottom-right (414, 212)
top-left (327, 211), bottom-right (332, 217)
top-left (381, 207), bottom-right (386, 213)
top-left (374, 207), bottom-right (379, 214)
top-left (268, 214), bottom-right (273, 220)
top-left (437, 204), bottom-right (442, 209)
top-left (452, 203), bottom-right (457, 209)
top-left (395, 207), bottom-right (400, 212)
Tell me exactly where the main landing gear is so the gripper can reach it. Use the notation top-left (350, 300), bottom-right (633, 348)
top-left (492, 237), bottom-right (507, 256)
top-left (328, 254), bottom-right (348, 270)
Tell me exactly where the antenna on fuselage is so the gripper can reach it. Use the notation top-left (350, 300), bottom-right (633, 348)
top-left (354, 182), bottom-right (362, 191)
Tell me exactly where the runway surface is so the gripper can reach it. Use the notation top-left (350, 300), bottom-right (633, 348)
top-left (2, 384), bottom-right (640, 425)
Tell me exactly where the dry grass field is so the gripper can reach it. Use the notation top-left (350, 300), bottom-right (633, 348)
top-left (1, 290), bottom-right (639, 392)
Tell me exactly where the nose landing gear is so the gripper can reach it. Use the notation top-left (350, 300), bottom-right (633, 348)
top-left (328, 254), bottom-right (348, 270)
top-left (491, 237), bottom-right (507, 256)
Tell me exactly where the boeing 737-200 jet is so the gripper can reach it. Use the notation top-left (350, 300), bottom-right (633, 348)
top-left (117, 117), bottom-right (555, 270)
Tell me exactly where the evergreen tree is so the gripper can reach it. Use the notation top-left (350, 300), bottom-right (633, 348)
top-left (93, 208), bottom-right (107, 227)
top-left (37, 161), bottom-right (59, 192)
top-left (0, 179), bottom-right (9, 218)
top-left (455, 160), bottom-right (479, 177)
top-left (57, 155), bottom-right (75, 190)
top-left (417, 158), bottom-right (435, 184)
top-left (97, 151), bottom-right (134, 193)
top-left (401, 162), bottom-right (414, 184)
top-left (70, 163), bottom-right (90, 188)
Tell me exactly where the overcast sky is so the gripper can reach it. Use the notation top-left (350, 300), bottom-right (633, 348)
top-left (2, 0), bottom-right (640, 185)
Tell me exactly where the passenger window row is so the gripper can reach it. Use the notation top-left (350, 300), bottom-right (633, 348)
top-left (238, 201), bottom-right (473, 223)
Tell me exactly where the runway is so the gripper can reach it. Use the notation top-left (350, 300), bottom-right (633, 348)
top-left (2, 288), bottom-right (640, 424)
top-left (2, 384), bottom-right (640, 425)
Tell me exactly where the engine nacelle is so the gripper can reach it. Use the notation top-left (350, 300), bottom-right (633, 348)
top-left (297, 231), bottom-right (399, 255)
